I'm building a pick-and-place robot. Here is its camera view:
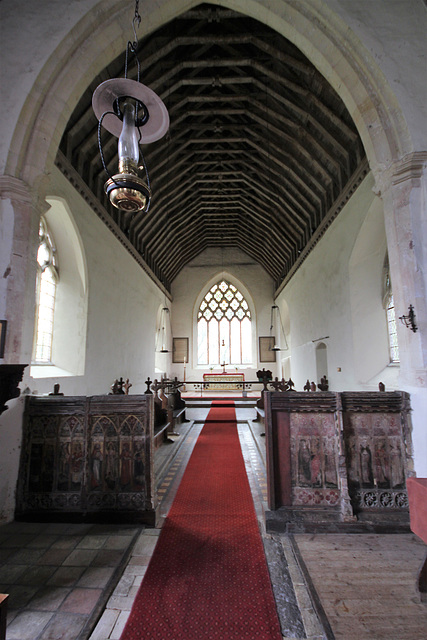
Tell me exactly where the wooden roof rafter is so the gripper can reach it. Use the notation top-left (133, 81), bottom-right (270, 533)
top-left (58, 3), bottom-right (366, 291)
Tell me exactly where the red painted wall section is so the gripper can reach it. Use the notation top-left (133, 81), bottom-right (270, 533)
top-left (407, 478), bottom-right (427, 544)
top-left (272, 411), bottom-right (292, 507)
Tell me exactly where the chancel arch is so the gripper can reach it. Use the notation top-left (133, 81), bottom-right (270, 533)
top-left (0, 0), bottom-right (425, 495)
top-left (3, 0), bottom-right (423, 361)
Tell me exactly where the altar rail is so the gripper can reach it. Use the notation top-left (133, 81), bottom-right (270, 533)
top-left (16, 395), bottom-right (157, 525)
top-left (264, 391), bottom-right (414, 533)
top-left (182, 380), bottom-right (255, 394)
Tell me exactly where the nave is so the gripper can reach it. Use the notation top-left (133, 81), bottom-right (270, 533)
top-left (1, 400), bottom-right (426, 640)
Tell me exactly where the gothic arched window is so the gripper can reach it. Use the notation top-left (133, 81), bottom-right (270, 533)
top-left (33, 218), bottom-right (58, 363)
top-left (383, 256), bottom-right (399, 364)
top-left (198, 280), bottom-right (252, 365)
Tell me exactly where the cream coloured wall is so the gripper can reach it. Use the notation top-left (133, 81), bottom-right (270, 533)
top-left (326, 0), bottom-right (427, 153)
top-left (1, 1), bottom-right (426, 177)
top-left (276, 174), bottom-right (393, 392)
top-left (25, 166), bottom-right (166, 397)
top-left (276, 173), bottom-right (427, 474)
top-left (0, 0), bottom-right (426, 512)
top-left (170, 248), bottom-right (278, 384)
top-left (0, 167), bottom-right (166, 522)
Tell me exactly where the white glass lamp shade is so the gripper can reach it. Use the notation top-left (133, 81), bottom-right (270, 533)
top-left (118, 101), bottom-right (139, 166)
top-left (92, 78), bottom-right (169, 143)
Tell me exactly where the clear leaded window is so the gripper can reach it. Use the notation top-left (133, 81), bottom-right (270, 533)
top-left (33, 218), bottom-right (58, 363)
top-left (197, 280), bottom-right (252, 365)
top-left (383, 256), bottom-right (399, 364)
top-left (386, 293), bottom-right (399, 363)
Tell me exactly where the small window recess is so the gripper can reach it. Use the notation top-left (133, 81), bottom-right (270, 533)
top-left (33, 218), bottom-right (58, 365)
top-left (382, 255), bottom-right (399, 365)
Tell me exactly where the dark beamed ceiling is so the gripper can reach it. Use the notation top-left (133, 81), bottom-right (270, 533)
top-left (58, 3), bottom-right (366, 293)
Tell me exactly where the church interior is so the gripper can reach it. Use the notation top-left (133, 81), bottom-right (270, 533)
top-left (0, 1), bottom-right (426, 639)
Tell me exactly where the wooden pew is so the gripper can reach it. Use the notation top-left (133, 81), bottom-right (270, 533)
top-left (17, 394), bottom-right (158, 525)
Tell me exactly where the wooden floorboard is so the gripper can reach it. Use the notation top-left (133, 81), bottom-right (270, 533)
top-left (293, 533), bottom-right (427, 640)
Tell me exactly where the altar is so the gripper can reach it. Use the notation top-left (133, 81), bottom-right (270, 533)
top-left (203, 372), bottom-right (245, 391)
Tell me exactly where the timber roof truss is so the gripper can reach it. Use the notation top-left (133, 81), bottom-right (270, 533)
top-left (59, 4), bottom-right (366, 292)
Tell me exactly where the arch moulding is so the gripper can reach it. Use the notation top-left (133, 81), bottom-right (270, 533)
top-left (6, 0), bottom-right (415, 195)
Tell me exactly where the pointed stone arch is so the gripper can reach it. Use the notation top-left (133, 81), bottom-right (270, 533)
top-left (5, 0), bottom-right (413, 189)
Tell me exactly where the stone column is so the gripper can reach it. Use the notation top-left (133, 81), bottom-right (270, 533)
top-left (376, 152), bottom-right (427, 475)
top-left (0, 176), bottom-right (41, 365)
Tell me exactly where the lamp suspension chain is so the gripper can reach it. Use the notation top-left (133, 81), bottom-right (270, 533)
top-left (133, 0), bottom-right (141, 42)
top-left (92, 0), bottom-right (169, 213)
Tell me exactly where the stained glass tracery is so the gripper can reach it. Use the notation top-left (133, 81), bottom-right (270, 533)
top-left (197, 280), bottom-right (252, 365)
top-left (33, 218), bottom-right (58, 363)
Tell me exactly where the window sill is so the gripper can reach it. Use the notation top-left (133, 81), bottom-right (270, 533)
top-left (30, 364), bottom-right (76, 378)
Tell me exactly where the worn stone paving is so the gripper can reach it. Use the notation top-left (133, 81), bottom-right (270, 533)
top-left (0, 522), bottom-right (139, 640)
top-left (2, 404), bottom-right (425, 640)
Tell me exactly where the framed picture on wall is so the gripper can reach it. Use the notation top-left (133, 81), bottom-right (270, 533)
top-left (0, 320), bottom-right (6, 358)
top-left (173, 337), bottom-right (189, 363)
top-left (259, 336), bottom-right (276, 363)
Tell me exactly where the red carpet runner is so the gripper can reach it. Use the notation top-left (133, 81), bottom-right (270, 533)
top-left (121, 401), bottom-right (282, 639)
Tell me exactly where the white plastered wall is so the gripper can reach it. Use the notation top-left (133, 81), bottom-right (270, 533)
top-left (276, 170), bottom-right (427, 474)
top-left (0, 0), bottom-right (426, 504)
top-left (25, 166), bottom-right (166, 397)
top-left (170, 248), bottom-right (278, 383)
top-left (31, 196), bottom-right (88, 379)
top-left (276, 173), bottom-right (394, 392)
top-left (0, 166), bottom-right (166, 522)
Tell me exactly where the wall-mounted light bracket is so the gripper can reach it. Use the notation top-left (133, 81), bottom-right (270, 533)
top-left (399, 304), bottom-right (418, 333)
top-left (269, 304), bottom-right (288, 351)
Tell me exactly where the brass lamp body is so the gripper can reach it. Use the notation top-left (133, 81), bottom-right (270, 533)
top-left (105, 158), bottom-right (151, 213)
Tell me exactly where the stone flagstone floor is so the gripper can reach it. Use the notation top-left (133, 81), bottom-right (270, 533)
top-left (0, 522), bottom-right (140, 640)
top-left (1, 406), bottom-right (426, 640)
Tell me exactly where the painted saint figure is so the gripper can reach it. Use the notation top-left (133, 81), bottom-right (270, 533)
top-left (133, 443), bottom-right (145, 488)
top-left (360, 444), bottom-right (373, 486)
top-left (91, 442), bottom-right (103, 489)
top-left (310, 440), bottom-right (322, 487)
top-left (390, 442), bottom-right (404, 488)
top-left (323, 439), bottom-right (338, 487)
top-left (71, 442), bottom-right (84, 489)
top-left (298, 439), bottom-right (311, 486)
top-left (58, 442), bottom-right (71, 490)
top-left (120, 442), bottom-right (132, 489)
top-left (105, 442), bottom-right (118, 490)
top-left (375, 439), bottom-right (389, 488)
